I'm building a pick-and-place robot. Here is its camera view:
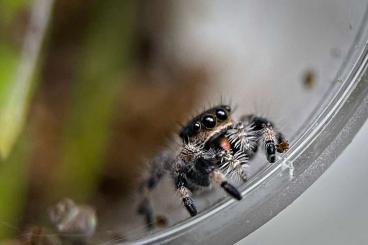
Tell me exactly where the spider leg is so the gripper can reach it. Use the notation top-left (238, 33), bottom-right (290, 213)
top-left (211, 168), bottom-right (242, 200)
top-left (196, 157), bottom-right (242, 200)
top-left (137, 196), bottom-right (154, 229)
top-left (174, 164), bottom-right (197, 216)
top-left (275, 131), bottom-right (289, 153)
top-left (176, 155), bottom-right (243, 217)
top-left (137, 151), bottom-right (172, 229)
top-left (240, 115), bottom-right (289, 163)
top-left (218, 150), bottom-right (248, 182)
top-left (263, 126), bottom-right (277, 163)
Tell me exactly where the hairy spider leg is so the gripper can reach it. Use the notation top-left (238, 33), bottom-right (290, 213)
top-left (210, 169), bottom-right (242, 200)
top-left (193, 157), bottom-right (242, 200)
top-left (218, 150), bottom-right (249, 182)
top-left (242, 115), bottom-right (289, 163)
top-left (175, 156), bottom-right (242, 217)
top-left (174, 165), bottom-right (197, 216)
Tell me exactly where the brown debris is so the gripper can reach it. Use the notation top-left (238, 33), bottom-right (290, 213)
top-left (276, 140), bottom-right (289, 153)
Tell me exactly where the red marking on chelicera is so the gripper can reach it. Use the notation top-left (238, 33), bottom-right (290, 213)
top-left (219, 137), bottom-right (231, 151)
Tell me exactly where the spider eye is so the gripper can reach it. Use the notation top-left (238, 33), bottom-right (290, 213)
top-left (224, 105), bottom-right (231, 112)
top-left (216, 109), bottom-right (228, 120)
top-left (192, 121), bottom-right (201, 132)
top-left (201, 115), bottom-right (216, 129)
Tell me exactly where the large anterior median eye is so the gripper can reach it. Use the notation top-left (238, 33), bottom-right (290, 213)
top-left (201, 115), bottom-right (216, 129)
top-left (216, 109), bottom-right (228, 121)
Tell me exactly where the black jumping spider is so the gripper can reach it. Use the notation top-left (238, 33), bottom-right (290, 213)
top-left (137, 105), bottom-right (289, 228)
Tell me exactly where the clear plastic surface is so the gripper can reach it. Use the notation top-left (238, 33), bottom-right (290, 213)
top-left (127, 5), bottom-right (368, 245)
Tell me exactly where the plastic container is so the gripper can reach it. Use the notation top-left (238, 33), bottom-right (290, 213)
top-left (128, 3), bottom-right (368, 245)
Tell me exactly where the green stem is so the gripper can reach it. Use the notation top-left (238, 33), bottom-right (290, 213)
top-left (53, 0), bottom-right (137, 201)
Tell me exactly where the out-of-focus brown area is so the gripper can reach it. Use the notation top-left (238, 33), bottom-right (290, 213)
top-left (4, 0), bottom-right (208, 242)
top-left (103, 72), bottom-right (205, 197)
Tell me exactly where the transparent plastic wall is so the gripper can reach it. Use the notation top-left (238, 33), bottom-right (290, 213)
top-left (129, 1), bottom-right (368, 244)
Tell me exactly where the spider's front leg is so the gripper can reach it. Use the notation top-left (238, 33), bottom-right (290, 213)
top-left (210, 168), bottom-right (242, 200)
top-left (175, 156), bottom-right (242, 217)
top-left (245, 115), bottom-right (289, 163)
top-left (195, 157), bottom-right (242, 200)
top-left (218, 150), bottom-right (249, 182)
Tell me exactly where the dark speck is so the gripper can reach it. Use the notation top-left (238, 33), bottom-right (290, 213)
top-left (303, 70), bottom-right (316, 90)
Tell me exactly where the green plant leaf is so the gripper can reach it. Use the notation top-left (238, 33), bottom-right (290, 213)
top-left (0, 0), bottom-right (51, 159)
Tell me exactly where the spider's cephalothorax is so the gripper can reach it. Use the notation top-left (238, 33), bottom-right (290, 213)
top-left (137, 105), bottom-right (289, 228)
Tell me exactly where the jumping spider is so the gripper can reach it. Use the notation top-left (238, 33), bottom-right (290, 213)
top-left (138, 105), bottom-right (289, 228)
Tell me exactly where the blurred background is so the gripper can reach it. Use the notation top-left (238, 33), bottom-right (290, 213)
top-left (0, 0), bottom-right (367, 244)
